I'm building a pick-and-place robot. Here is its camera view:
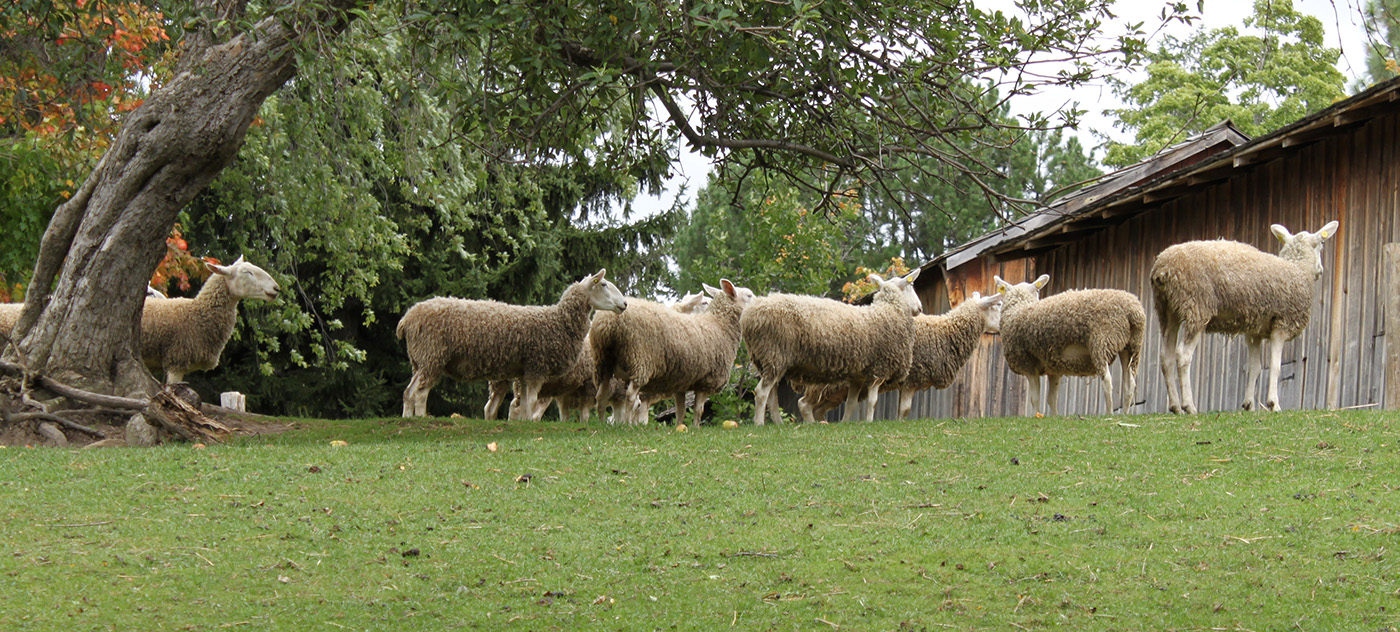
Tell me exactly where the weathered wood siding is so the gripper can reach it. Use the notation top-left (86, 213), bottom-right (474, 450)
top-left (883, 110), bottom-right (1400, 420)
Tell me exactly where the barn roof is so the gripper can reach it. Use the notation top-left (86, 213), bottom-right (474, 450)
top-left (919, 76), bottom-right (1400, 274)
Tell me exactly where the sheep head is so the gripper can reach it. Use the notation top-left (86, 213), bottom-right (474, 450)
top-left (1272, 220), bottom-right (1339, 280)
top-left (208, 256), bottom-right (281, 302)
top-left (993, 274), bottom-right (1049, 315)
top-left (585, 269), bottom-right (628, 313)
top-left (703, 279), bottom-right (755, 311)
top-left (866, 271), bottom-right (923, 315)
top-left (970, 291), bottom-right (1004, 334)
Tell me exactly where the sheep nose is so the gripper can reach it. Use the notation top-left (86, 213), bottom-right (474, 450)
top-left (618, 299), bottom-right (628, 312)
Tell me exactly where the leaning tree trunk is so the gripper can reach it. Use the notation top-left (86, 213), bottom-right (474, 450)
top-left (5, 0), bottom-right (363, 398)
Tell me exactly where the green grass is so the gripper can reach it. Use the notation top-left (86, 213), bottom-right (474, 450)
top-left (1, 409), bottom-right (1398, 630)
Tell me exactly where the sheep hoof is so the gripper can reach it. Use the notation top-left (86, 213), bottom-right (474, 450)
top-left (1242, 400), bottom-right (1255, 411)
top-left (1183, 405), bottom-right (1197, 415)
top-left (1266, 400), bottom-right (1280, 412)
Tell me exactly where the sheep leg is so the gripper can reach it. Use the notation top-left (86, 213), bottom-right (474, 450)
top-left (673, 392), bottom-right (688, 427)
top-left (797, 393), bottom-right (817, 423)
top-left (897, 388), bottom-right (915, 420)
top-left (1175, 327), bottom-right (1203, 414)
top-left (840, 385), bottom-right (861, 422)
top-left (1159, 314), bottom-right (1182, 414)
top-left (1025, 375), bottom-right (1042, 416)
top-left (532, 396), bottom-right (552, 421)
top-left (1265, 331), bottom-right (1287, 411)
top-left (484, 380), bottom-right (511, 420)
top-left (752, 376), bottom-right (774, 426)
top-left (862, 380), bottom-right (882, 422)
top-left (578, 402), bottom-right (592, 424)
top-left (1098, 365), bottom-right (1114, 415)
top-left (513, 378), bottom-right (546, 421)
top-left (594, 380), bottom-right (616, 423)
top-left (402, 371), bottom-right (437, 417)
top-left (692, 393), bottom-right (709, 426)
top-left (768, 382), bottom-right (785, 425)
top-left (1046, 374), bottom-right (1062, 417)
top-left (1120, 353), bottom-right (1138, 414)
top-left (1242, 335), bottom-right (1263, 411)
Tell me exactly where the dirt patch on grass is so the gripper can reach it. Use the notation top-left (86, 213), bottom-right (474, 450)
top-left (0, 407), bottom-right (295, 448)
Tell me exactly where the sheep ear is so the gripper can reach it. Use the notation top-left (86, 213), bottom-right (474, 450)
top-left (1316, 220), bottom-right (1339, 241)
top-left (866, 273), bottom-right (884, 284)
top-left (720, 278), bottom-right (737, 298)
top-left (1032, 274), bottom-right (1050, 290)
top-left (206, 260), bottom-right (231, 276)
top-left (982, 292), bottom-right (1004, 307)
top-left (589, 269), bottom-right (607, 284)
top-left (1271, 224), bottom-right (1293, 242)
top-left (702, 283), bottom-right (721, 298)
top-left (903, 268), bottom-right (920, 284)
top-left (970, 291), bottom-right (981, 300)
top-left (233, 255), bottom-right (246, 265)
top-left (993, 275), bottom-right (1009, 294)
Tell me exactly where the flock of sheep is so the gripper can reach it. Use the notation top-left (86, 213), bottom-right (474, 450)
top-left (395, 219), bottom-right (1340, 424)
top-left (0, 220), bottom-right (1340, 424)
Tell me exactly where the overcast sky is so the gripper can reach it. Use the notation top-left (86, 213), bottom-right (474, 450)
top-left (630, 0), bottom-right (1380, 217)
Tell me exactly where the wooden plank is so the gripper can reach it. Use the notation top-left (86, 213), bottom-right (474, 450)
top-left (1386, 243), bottom-right (1400, 409)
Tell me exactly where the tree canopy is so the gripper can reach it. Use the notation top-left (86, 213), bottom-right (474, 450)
top-left (1102, 0), bottom-right (1346, 167)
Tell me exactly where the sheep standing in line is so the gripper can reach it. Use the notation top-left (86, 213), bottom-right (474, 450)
top-left (489, 290), bottom-right (712, 423)
top-left (590, 280), bottom-right (754, 426)
top-left (742, 271), bottom-right (922, 425)
top-left (1, 257), bottom-right (281, 383)
top-left (1152, 221), bottom-right (1339, 414)
top-left (398, 269), bottom-right (627, 418)
top-left (797, 290), bottom-right (1003, 421)
top-left (994, 274), bottom-right (1145, 416)
top-left (140, 256), bottom-right (282, 383)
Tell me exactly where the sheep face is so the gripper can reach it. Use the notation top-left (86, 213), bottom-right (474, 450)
top-left (867, 270), bottom-right (923, 315)
top-left (674, 292), bottom-right (710, 314)
top-left (970, 291), bottom-right (1004, 333)
top-left (1271, 221), bottom-right (1339, 280)
top-left (208, 256), bottom-right (281, 302)
top-left (703, 279), bottom-right (755, 310)
top-left (993, 274), bottom-right (1050, 314)
top-left (585, 269), bottom-right (628, 313)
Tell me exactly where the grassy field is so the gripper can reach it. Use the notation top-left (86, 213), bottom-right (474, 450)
top-left (0, 409), bottom-right (1397, 631)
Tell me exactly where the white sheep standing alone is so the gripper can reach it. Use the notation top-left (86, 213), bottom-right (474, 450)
top-left (398, 269), bottom-right (627, 418)
top-left (1151, 221), bottom-right (1338, 414)
top-left (1, 257), bottom-right (281, 384)
top-left (798, 290), bottom-right (1003, 421)
top-left (140, 256), bottom-right (282, 383)
top-left (742, 271), bottom-right (922, 425)
top-left (994, 274), bottom-right (1145, 417)
top-left (589, 280), bottom-right (754, 426)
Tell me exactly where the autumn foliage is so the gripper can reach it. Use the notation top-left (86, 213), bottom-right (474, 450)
top-left (149, 225), bottom-right (215, 295)
top-left (841, 257), bottom-right (913, 303)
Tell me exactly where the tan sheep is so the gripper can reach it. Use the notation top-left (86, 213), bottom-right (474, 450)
top-left (1151, 221), bottom-right (1339, 413)
top-left (798, 290), bottom-right (1003, 421)
top-left (589, 280), bottom-right (754, 426)
top-left (397, 269), bottom-right (627, 418)
top-left (2, 257), bottom-right (280, 384)
top-left (741, 271), bottom-right (922, 425)
top-left (994, 275), bottom-right (1145, 417)
top-left (140, 256), bottom-right (281, 383)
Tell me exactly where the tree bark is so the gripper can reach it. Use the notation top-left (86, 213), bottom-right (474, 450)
top-left (6, 0), bottom-right (364, 397)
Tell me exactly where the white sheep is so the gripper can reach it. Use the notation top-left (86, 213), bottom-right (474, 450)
top-left (140, 256), bottom-right (282, 383)
top-left (797, 290), bottom-right (1003, 421)
top-left (741, 271), bottom-right (922, 425)
top-left (488, 290), bottom-right (712, 423)
top-left (589, 280), bottom-right (753, 426)
top-left (1151, 221), bottom-right (1339, 413)
top-left (398, 269), bottom-right (627, 418)
top-left (994, 274), bottom-right (1145, 417)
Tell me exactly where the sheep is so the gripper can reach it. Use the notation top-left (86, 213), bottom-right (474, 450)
top-left (742, 271), bottom-right (922, 426)
top-left (398, 269), bottom-right (627, 418)
top-left (487, 290), bottom-right (712, 423)
top-left (796, 290), bottom-right (1004, 422)
top-left (993, 274), bottom-right (1145, 417)
top-left (0, 259), bottom-right (279, 381)
top-left (1152, 221), bottom-right (1339, 414)
top-left (140, 256), bottom-right (282, 383)
top-left (589, 279), bottom-right (754, 426)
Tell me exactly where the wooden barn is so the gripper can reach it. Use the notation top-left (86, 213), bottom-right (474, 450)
top-left (878, 76), bottom-right (1400, 419)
